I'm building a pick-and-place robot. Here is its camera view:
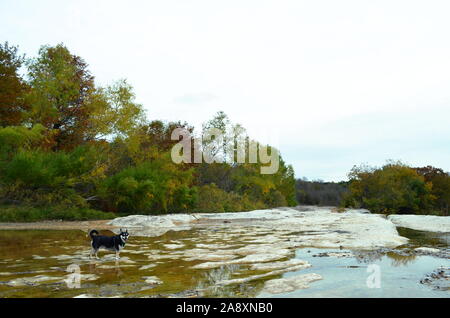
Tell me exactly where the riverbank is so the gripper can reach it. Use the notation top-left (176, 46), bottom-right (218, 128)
top-left (0, 205), bottom-right (115, 223)
top-left (108, 206), bottom-right (409, 249)
top-left (1, 206), bottom-right (449, 236)
top-left (0, 219), bottom-right (115, 231)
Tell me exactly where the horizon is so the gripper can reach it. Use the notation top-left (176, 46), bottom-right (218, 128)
top-left (2, 0), bottom-right (450, 181)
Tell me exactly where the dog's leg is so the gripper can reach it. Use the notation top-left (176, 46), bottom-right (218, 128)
top-left (115, 251), bottom-right (120, 260)
top-left (95, 250), bottom-right (100, 260)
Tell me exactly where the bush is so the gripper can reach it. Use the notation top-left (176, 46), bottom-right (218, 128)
top-left (195, 183), bottom-right (265, 213)
top-left (0, 146), bottom-right (104, 187)
top-left (0, 145), bottom-right (107, 209)
top-left (0, 205), bottom-right (115, 222)
top-left (100, 156), bottom-right (197, 214)
top-left (0, 125), bottom-right (46, 158)
top-left (343, 162), bottom-right (435, 214)
top-left (414, 166), bottom-right (450, 216)
top-left (264, 189), bottom-right (287, 208)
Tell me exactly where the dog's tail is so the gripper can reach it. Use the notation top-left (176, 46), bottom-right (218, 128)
top-left (89, 230), bottom-right (99, 239)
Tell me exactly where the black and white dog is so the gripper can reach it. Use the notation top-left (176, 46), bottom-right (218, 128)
top-left (89, 229), bottom-right (130, 260)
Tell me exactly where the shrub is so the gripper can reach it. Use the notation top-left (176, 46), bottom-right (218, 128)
top-left (195, 183), bottom-right (265, 213)
top-left (344, 161), bottom-right (435, 214)
top-left (0, 145), bottom-right (107, 209)
top-left (100, 156), bottom-right (197, 214)
top-left (0, 205), bottom-right (115, 222)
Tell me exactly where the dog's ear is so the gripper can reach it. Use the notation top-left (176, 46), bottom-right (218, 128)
top-left (120, 228), bottom-right (123, 233)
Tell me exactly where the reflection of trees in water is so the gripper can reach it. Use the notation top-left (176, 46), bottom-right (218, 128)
top-left (0, 230), bottom-right (84, 259)
top-left (352, 251), bottom-right (384, 264)
top-left (386, 252), bottom-right (417, 267)
top-left (195, 265), bottom-right (263, 297)
top-left (353, 249), bottom-right (417, 267)
top-left (397, 227), bottom-right (449, 248)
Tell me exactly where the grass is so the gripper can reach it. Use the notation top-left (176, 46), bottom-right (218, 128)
top-left (0, 205), bottom-right (116, 222)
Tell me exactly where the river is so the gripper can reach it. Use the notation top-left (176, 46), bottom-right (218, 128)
top-left (0, 207), bottom-right (448, 298)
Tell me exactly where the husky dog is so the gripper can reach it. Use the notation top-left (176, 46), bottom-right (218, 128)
top-left (89, 229), bottom-right (129, 260)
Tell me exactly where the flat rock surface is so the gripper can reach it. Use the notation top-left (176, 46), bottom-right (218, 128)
top-left (109, 207), bottom-right (409, 250)
top-left (388, 215), bottom-right (450, 233)
top-left (109, 214), bottom-right (196, 228)
top-left (414, 247), bottom-right (441, 254)
top-left (261, 273), bottom-right (323, 294)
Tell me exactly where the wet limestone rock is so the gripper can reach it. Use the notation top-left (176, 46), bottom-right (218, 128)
top-left (414, 247), bottom-right (441, 254)
top-left (420, 267), bottom-right (449, 291)
top-left (313, 251), bottom-right (353, 258)
top-left (163, 244), bottom-right (185, 250)
top-left (144, 276), bottom-right (162, 285)
top-left (110, 207), bottom-right (410, 249)
top-left (250, 259), bottom-right (310, 271)
top-left (262, 273), bottom-right (323, 294)
top-left (109, 214), bottom-right (196, 228)
top-left (139, 264), bottom-right (157, 271)
top-left (216, 263), bottom-right (314, 286)
top-left (192, 250), bottom-right (292, 269)
top-left (388, 215), bottom-right (450, 233)
top-left (7, 275), bottom-right (62, 287)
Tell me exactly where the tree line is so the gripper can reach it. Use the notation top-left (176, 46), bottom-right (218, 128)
top-left (0, 42), bottom-right (297, 221)
top-left (295, 178), bottom-right (348, 207)
top-left (296, 162), bottom-right (450, 216)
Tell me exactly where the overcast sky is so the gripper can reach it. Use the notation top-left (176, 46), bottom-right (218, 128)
top-left (1, 0), bottom-right (450, 181)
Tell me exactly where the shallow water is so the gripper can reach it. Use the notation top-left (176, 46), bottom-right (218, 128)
top-left (0, 229), bottom-right (268, 298)
top-left (397, 227), bottom-right (450, 248)
top-left (259, 248), bottom-right (448, 298)
top-left (259, 227), bottom-right (450, 297)
top-left (0, 227), bottom-right (448, 298)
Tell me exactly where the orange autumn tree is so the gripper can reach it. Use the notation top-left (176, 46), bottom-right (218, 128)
top-left (0, 42), bottom-right (29, 127)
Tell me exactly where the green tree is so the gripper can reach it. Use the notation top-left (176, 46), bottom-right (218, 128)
top-left (26, 44), bottom-right (146, 149)
top-left (87, 79), bottom-right (146, 140)
top-left (415, 166), bottom-right (450, 215)
top-left (0, 124), bottom-right (46, 159)
top-left (100, 153), bottom-right (197, 214)
top-left (344, 161), bottom-right (435, 214)
top-left (26, 44), bottom-right (95, 149)
top-left (0, 144), bottom-right (108, 208)
top-left (202, 111), bottom-right (231, 162)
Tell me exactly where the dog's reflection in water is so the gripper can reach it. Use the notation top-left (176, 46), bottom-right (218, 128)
top-left (88, 258), bottom-right (124, 277)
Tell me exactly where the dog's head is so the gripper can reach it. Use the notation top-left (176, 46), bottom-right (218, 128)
top-left (119, 229), bottom-right (130, 242)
